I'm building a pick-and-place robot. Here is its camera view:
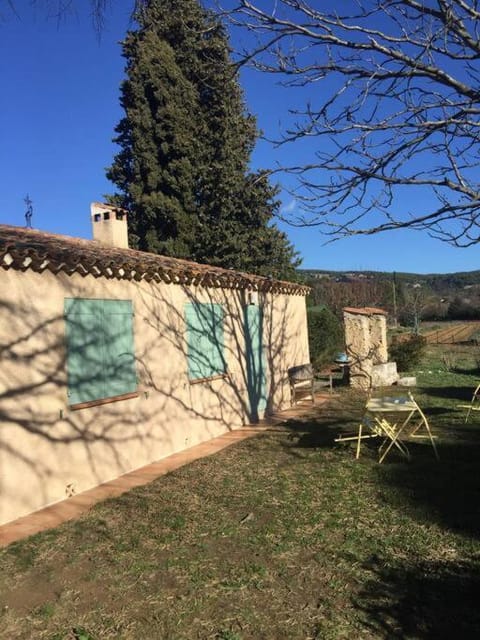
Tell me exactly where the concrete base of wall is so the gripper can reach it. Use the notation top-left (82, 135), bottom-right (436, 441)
top-left (372, 362), bottom-right (399, 387)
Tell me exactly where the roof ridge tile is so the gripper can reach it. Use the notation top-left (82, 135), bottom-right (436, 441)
top-left (0, 224), bottom-right (309, 295)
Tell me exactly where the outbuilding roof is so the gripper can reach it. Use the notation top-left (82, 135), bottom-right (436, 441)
top-left (0, 225), bottom-right (310, 295)
top-left (343, 306), bottom-right (387, 316)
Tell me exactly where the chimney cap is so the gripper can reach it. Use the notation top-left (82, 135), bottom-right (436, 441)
top-left (90, 202), bottom-right (127, 220)
top-left (90, 202), bottom-right (129, 248)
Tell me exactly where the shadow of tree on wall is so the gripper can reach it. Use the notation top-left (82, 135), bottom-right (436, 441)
top-left (0, 271), bottom-right (307, 523)
top-left (135, 282), bottom-right (302, 428)
top-left (355, 554), bottom-right (480, 639)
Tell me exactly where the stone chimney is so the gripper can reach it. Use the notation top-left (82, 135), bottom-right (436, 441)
top-left (90, 202), bottom-right (129, 249)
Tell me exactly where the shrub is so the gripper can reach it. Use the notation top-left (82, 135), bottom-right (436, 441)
top-left (307, 307), bottom-right (344, 370)
top-left (390, 334), bottom-right (427, 371)
top-left (447, 297), bottom-right (480, 320)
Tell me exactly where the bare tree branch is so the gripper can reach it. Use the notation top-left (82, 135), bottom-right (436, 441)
top-left (1, 0), bottom-right (147, 32)
top-left (220, 0), bottom-right (480, 247)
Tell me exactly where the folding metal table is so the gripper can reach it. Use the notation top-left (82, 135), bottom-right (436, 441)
top-left (365, 394), bottom-right (439, 463)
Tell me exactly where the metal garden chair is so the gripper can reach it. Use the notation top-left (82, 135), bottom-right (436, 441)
top-left (458, 382), bottom-right (480, 423)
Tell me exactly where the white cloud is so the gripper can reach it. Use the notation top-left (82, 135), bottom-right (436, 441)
top-left (280, 198), bottom-right (296, 214)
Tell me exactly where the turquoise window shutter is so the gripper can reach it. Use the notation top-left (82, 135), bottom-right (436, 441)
top-left (185, 303), bottom-right (207, 379)
top-left (65, 299), bottom-right (106, 405)
top-left (103, 300), bottom-right (137, 399)
top-left (245, 305), bottom-right (267, 414)
top-left (207, 304), bottom-right (225, 375)
top-left (185, 303), bottom-right (226, 380)
top-left (65, 298), bottom-right (137, 405)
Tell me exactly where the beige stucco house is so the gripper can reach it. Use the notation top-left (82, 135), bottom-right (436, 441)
top-left (0, 204), bottom-right (310, 526)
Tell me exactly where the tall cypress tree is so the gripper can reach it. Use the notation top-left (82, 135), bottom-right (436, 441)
top-left (107, 26), bottom-right (200, 256)
top-left (107, 0), bottom-right (300, 278)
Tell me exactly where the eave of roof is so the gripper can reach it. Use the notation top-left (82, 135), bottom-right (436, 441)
top-left (0, 225), bottom-right (310, 296)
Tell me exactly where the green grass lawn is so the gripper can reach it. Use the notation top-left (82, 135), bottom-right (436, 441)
top-left (1, 345), bottom-right (480, 639)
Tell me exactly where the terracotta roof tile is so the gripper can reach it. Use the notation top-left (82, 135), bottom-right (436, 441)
top-left (343, 306), bottom-right (387, 316)
top-left (0, 225), bottom-right (310, 296)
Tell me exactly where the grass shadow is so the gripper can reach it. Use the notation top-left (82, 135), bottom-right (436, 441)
top-left (281, 389), bottom-right (480, 539)
top-left (422, 385), bottom-right (475, 402)
top-left (275, 416), bottom-right (350, 451)
top-left (451, 365), bottom-right (480, 376)
top-left (378, 439), bottom-right (480, 538)
top-left (279, 391), bottom-right (365, 451)
top-left (355, 555), bottom-right (480, 639)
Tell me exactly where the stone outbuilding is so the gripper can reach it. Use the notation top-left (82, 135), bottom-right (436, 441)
top-left (343, 306), bottom-right (398, 389)
top-left (0, 205), bottom-right (310, 525)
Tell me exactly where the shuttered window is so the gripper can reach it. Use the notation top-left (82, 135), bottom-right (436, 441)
top-left (185, 303), bottom-right (226, 380)
top-left (65, 298), bottom-right (137, 406)
top-left (244, 305), bottom-right (267, 414)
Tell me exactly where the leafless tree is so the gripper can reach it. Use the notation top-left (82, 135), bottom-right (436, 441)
top-left (2, 0), bottom-right (145, 32)
top-left (221, 0), bottom-right (480, 247)
top-left (400, 284), bottom-right (437, 331)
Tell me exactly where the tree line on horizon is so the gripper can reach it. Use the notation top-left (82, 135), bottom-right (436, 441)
top-left (305, 272), bottom-right (480, 325)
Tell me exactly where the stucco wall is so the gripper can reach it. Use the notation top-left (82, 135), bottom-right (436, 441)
top-left (370, 314), bottom-right (388, 365)
top-left (0, 268), bottom-right (309, 525)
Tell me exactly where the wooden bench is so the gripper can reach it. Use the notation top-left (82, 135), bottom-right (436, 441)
top-left (316, 366), bottom-right (337, 394)
top-left (316, 364), bottom-right (349, 394)
top-left (288, 364), bottom-right (315, 406)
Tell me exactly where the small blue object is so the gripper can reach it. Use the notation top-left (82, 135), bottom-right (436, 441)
top-left (335, 352), bottom-right (349, 363)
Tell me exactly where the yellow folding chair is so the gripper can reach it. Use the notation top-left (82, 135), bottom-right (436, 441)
top-left (335, 414), bottom-right (380, 459)
top-left (375, 417), bottom-right (411, 464)
top-left (401, 392), bottom-right (440, 461)
top-left (335, 414), bottom-right (410, 462)
top-left (458, 382), bottom-right (480, 423)
top-left (336, 392), bottom-right (438, 463)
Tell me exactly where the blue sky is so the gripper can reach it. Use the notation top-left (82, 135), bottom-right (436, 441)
top-left (0, 1), bottom-right (478, 274)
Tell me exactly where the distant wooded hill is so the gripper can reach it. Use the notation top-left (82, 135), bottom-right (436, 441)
top-left (300, 269), bottom-right (480, 290)
top-left (299, 269), bottom-right (480, 323)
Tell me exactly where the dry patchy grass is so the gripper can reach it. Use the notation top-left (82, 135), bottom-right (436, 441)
top-left (1, 347), bottom-right (480, 639)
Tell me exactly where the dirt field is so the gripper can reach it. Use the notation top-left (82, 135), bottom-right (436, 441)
top-left (393, 321), bottom-right (480, 344)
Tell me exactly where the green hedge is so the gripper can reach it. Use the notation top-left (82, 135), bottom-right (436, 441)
top-left (307, 307), bottom-right (344, 370)
top-left (390, 334), bottom-right (427, 371)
